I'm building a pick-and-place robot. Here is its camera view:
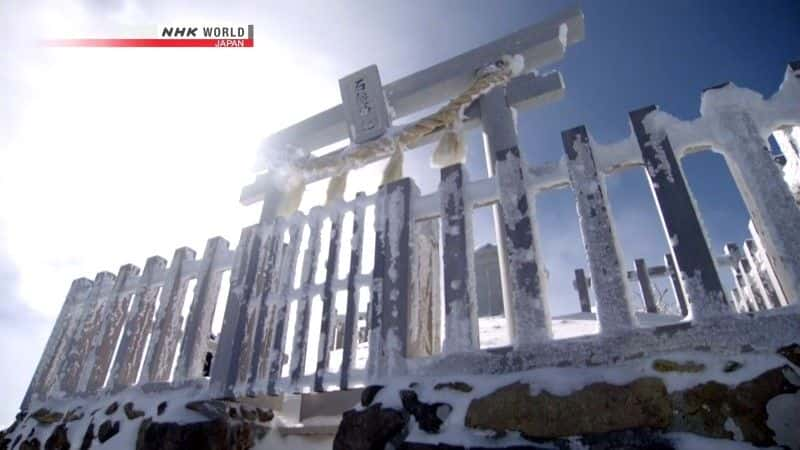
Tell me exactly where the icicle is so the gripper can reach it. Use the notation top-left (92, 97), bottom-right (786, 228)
top-left (326, 171), bottom-right (348, 204)
top-left (381, 144), bottom-right (405, 185)
top-left (431, 127), bottom-right (466, 168)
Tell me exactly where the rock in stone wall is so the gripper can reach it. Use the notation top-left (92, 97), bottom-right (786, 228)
top-left (335, 345), bottom-right (800, 449)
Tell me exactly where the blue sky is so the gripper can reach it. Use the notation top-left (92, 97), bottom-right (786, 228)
top-left (0, 0), bottom-right (797, 427)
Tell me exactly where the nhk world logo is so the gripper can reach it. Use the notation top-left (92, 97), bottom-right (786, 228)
top-left (43, 24), bottom-right (254, 48)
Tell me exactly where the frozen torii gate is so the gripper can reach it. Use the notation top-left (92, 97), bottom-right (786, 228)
top-left (18, 6), bottom-right (800, 419)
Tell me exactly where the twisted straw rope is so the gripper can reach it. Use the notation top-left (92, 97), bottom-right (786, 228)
top-left (309, 59), bottom-right (516, 204)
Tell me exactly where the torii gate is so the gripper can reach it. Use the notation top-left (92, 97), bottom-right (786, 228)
top-left (239, 6), bottom-right (584, 344)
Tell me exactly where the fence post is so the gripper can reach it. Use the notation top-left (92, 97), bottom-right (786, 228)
top-left (562, 126), bottom-right (637, 332)
top-left (174, 237), bottom-right (230, 382)
top-left (479, 86), bottom-right (522, 343)
top-left (140, 247), bottom-right (196, 383)
top-left (735, 273), bottom-right (759, 312)
top-left (250, 220), bottom-right (286, 390)
top-left (701, 82), bottom-right (800, 305)
top-left (80, 264), bottom-right (140, 393)
top-left (367, 185), bottom-right (388, 380)
top-left (339, 194), bottom-right (366, 390)
top-left (107, 256), bottom-right (167, 390)
top-left (664, 253), bottom-right (689, 316)
top-left (743, 239), bottom-right (781, 309)
top-left (740, 257), bottom-right (768, 310)
top-left (210, 225), bottom-right (261, 397)
top-left (290, 209), bottom-right (324, 388)
top-left (315, 209), bottom-right (344, 392)
top-left (21, 278), bottom-right (93, 409)
top-left (57, 272), bottom-right (116, 395)
top-left (634, 259), bottom-right (658, 314)
top-left (368, 178), bottom-right (417, 379)
top-left (266, 219), bottom-right (305, 395)
top-left (573, 269), bottom-right (591, 313)
top-left (630, 105), bottom-right (731, 319)
top-left (439, 164), bottom-right (480, 352)
top-left (410, 219), bottom-right (441, 356)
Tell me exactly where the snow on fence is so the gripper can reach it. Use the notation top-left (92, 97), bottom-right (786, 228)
top-left (19, 7), bottom-right (800, 412)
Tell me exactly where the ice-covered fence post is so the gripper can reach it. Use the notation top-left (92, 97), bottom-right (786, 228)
top-left (482, 87), bottom-right (551, 345)
top-left (367, 178), bottom-right (417, 379)
top-left (315, 209), bottom-right (344, 392)
top-left (479, 86), bottom-right (521, 343)
top-left (238, 223), bottom-right (284, 391)
top-left (735, 273), bottom-right (759, 312)
top-left (290, 209), bottom-right (324, 388)
top-left (701, 82), bottom-right (800, 305)
top-left (439, 164), bottom-right (480, 352)
top-left (250, 220), bottom-right (286, 389)
top-left (80, 264), bottom-right (140, 393)
top-left (730, 288), bottom-right (747, 313)
top-left (664, 254), bottom-right (689, 317)
top-left (266, 219), bottom-right (304, 395)
top-left (743, 239), bottom-right (782, 309)
top-left (634, 259), bottom-right (658, 314)
top-left (57, 272), bottom-right (116, 395)
top-left (573, 269), bottom-right (591, 313)
top-left (210, 226), bottom-right (261, 397)
top-left (748, 221), bottom-right (789, 307)
top-left (562, 126), bottom-right (637, 332)
top-left (140, 247), bottom-right (196, 383)
top-left (173, 237), bottom-right (230, 382)
top-left (340, 194), bottom-right (366, 390)
top-left (630, 105), bottom-right (731, 319)
top-left (739, 257), bottom-right (768, 310)
top-left (108, 256), bottom-right (167, 390)
top-left (21, 278), bottom-right (93, 409)
top-left (410, 219), bottom-right (441, 356)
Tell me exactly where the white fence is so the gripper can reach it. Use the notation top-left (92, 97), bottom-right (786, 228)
top-left (19, 7), bottom-right (800, 411)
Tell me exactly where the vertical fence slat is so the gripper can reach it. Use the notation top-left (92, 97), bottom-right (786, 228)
top-left (748, 221), bottom-right (789, 307)
top-left (290, 211), bottom-right (324, 388)
top-left (743, 239), bottom-right (781, 309)
top-left (250, 220), bottom-right (285, 391)
top-left (439, 164), bottom-right (479, 352)
top-left (724, 243), bottom-right (755, 312)
top-left (140, 247), bottom-right (196, 383)
top-left (410, 219), bottom-right (441, 356)
top-left (174, 237), bottom-right (229, 382)
top-left (479, 86), bottom-right (520, 343)
top-left (340, 194), bottom-right (366, 390)
top-left (21, 278), bottom-right (93, 409)
top-left (738, 258), bottom-right (768, 310)
top-left (81, 264), bottom-right (141, 393)
top-left (107, 257), bottom-right (167, 390)
top-left (494, 144), bottom-right (552, 344)
top-left (237, 225), bottom-right (281, 390)
top-left (735, 273), bottom-right (758, 312)
top-left (664, 253), bottom-right (689, 316)
top-left (562, 126), bottom-right (637, 332)
top-left (210, 225), bottom-right (261, 396)
top-left (314, 210), bottom-right (344, 392)
top-left (634, 259), bottom-right (658, 314)
top-left (266, 220), bottom-right (304, 395)
top-left (367, 187), bottom-right (388, 380)
top-left (379, 178), bottom-right (416, 376)
top-left (730, 287), bottom-right (746, 313)
top-left (57, 272), bottom-right (116, 395)
top-left (630, 105), bottom-right (731, 319)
